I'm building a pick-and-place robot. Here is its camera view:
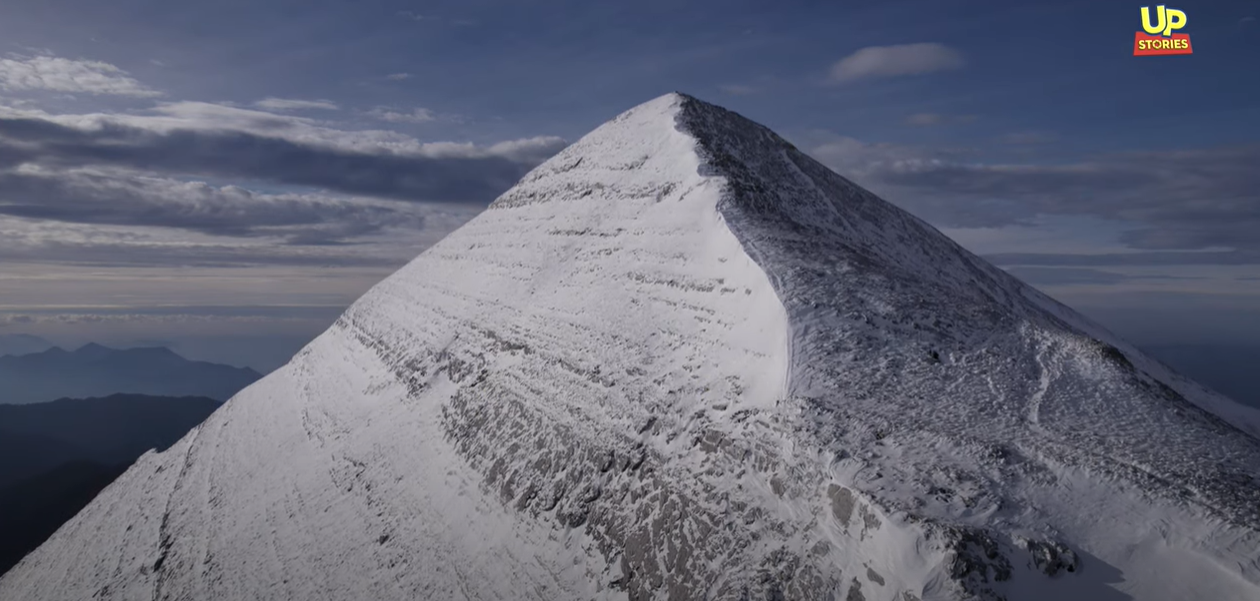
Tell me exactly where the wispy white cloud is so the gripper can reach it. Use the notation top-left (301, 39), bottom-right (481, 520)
top-left (254, 97), bottom-right (340, 111)
top-left (996, 131), bottom-right (1058, 145)
top-left (829, 43), bottom-right (965, 83)
top-left (718, 84), bottom-right (759, 96)
top-left (904, 113), bottom-right (977, 126)
top-left (385, 72), bottom-right (413, 81)
top-left (0, 54), bottom-right (162, 97)
top-left (0, 100), bottom-right (562, 161)
top-left (366, 106), bottom-right (435, 123)
top-left (485, 136), bottom-right (570, 163)
top-left (395, 11), bottom-right (475, 26)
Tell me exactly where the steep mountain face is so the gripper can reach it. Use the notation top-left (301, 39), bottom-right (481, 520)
top-left (0, 344), bottom-right (261, 404)
top-left (3, 93), bottom-right (1258, 601)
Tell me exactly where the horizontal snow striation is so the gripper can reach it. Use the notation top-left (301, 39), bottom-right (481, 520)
top-left (332, 93), bottom-right (866, 599)
top-left (676, 94), bottom-right (1260, 600)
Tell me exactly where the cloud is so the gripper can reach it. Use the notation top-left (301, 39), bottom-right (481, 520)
top-left (802, 133), bottom-right (1260, 252)
top-left (718, 84), bottom-right (759, 96)
top-left (1005, 267), bottom-right (1130, 285)
top-left (386, 73), bottom-right (413, 81)
top-left (0, 235), bottom-right (405, 268)
top-left (484, 136), bottom-right (571, 163)
top-left (804, 132), bottom-right (974, 178)
top-left (0, 310), bottom-right (339, 326)
top-left (254, 98), bottom-right (340, 111)
top-left (829, 43), bottom-right (965, 83)
top-left (367, 106), bottom-right (435, 123)
top-left (0, 166), bottom-right (431, 244)
top-left (0, 108), bottom-right (569, 204)
top-left (0, 194), bottom-right (482, 268)
top-left (905, 113), bottom-right (945, 126)
top-left (883, 148), bottom-right (1260, 250)
top-left (0, 54), bottom-right (161, 97)
top-left (904, 113), bottom-right (977, 127)
top-left (1003, 267), bottom-right (1196, 286)
top-left (996, 131), bottom-right (1058, 145)
top-left (0, 96), bottom-right (565, 266)
top-left (395, 12), bottom-right (475, 26)
top-left (985, 251), bottom-right (1260, 267)
top-left (102, 102), bottom-right (440, 154)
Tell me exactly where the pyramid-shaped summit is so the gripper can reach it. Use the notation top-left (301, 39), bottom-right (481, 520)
top-left (4, 93), bottom-right (1259, 601)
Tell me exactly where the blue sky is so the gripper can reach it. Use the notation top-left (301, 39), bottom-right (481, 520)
top-left (0, 0), bottom-right (1257, 376)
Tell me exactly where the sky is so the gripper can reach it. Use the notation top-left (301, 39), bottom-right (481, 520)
top-left (0, 0), bottom-right (1257, 381)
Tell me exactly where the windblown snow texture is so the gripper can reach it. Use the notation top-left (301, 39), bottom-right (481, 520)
top-left (3, 93), bottom-right (1258, 601)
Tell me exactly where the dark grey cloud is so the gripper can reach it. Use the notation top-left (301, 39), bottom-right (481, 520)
top-left (0, 117), bottom-right (563, 204)
top-left (1005, 267), bottom-right (1129, 285)
top-left (985, 251), bottom-right (1260, 267)
top-left (0, 167), bottom-right (427, 242)
top-left (1003, 266), bottom-right (1199, 286)
top-left (2, 304), bottom-right (346, 320)
top-left (803, 134), bottom-right (1259, 256)
top-left (866, 146), bottom-right (1260, 251)
top-left (0, 236), bottom-right (408, 268)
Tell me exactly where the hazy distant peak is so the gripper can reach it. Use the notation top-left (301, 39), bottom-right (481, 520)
top-left (0, 334), bottom-right (55, 358)
top-left (71, 342), bottom-right (114, 359)
top-left (0, 342), bottom-right (262, 404)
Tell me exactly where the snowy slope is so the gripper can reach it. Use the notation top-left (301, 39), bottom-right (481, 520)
top-left (3, 93), bottom-right (1259, 601)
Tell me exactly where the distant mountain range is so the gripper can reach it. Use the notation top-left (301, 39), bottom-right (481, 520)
top-left (0, 341), bottom-right (254, 575)
top-left (0, 393), bottom-right (221, 576)
top-left (0, 343), bottom-right (262, 405)
top-left (0, 334), bottom-right (54, 357)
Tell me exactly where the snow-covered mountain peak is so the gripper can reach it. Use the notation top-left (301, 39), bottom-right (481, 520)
top-left (3, 93), bottom-right (1259, 601)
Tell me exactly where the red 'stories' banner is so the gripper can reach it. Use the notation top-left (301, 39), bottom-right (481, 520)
top-left (1134, 32), bottom-right (1193, 56)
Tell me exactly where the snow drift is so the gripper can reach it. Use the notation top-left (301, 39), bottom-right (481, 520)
top-left (3, 93), bottom-right (1258, 601)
